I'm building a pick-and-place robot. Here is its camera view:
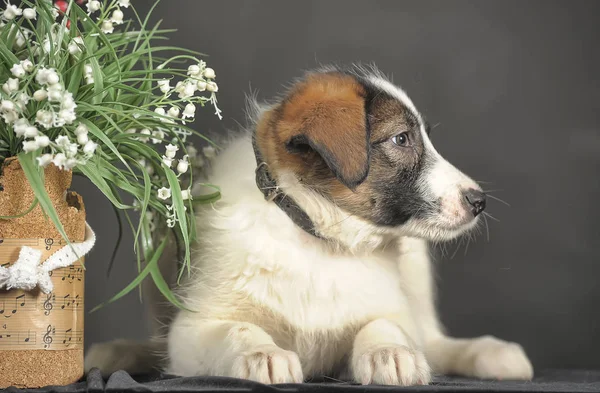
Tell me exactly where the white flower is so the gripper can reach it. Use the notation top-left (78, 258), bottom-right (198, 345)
top-left (33, 89), bottom-right (48, 101)
top-left (35, 135), bottom-right (50, 147)
top-left (23, 126), bottom-right (39, 138)
top-left (178, 81), bottom-right (197, 99)
top-left (157, 79), bottom-right (171, 94)
top-left (206, 81), bottom-right (218, 92)
top-left (66, 142), bottom-right (78, 157)
top-left (2, 78), bottom-right (19, 94)
top-left (61, 92), bottom-right (76, 110)
top-left (139, 128), bottom-right (151, 142)
top-left (157, 187), bottom-right (171, 200)
top-left (187, 64), bottom-right (201, 76)
top-left (20, 59), bottom-right (34, 72)
top-left (176, 159), bottom-right (189, 174)
top-left (2, 2), bottom-right (22, 20)
top-left (55, 135), bottom-right (70, 147)
top-left (151, 130), bottom-right (164, 144)
top-left (86, 0), bottom-right (101, 13)
top-left (13, 118), bottom-right (29, 137)
top-left (111, 9), bottom-right (124, 24)
top-left (64, 158), bottom-right (78, 170)
top-left (203, 67), bottom-right (216, 79)
top-left (166, 218), bottom-right (175, 228)
top-left (58, 109), bottom-right (77, 124)
top-left (154, 107), bottom-right (166, 116)
top-left (125, 128), bottom-right (136, 134)
top-left (15, 30), bottom-right (27, 48)
top-left (23, 7), bottom-right (36, 20)
top-left (165, 144), bottom-right (179, 159)
top-left (22, 140), bottom-right (39, 153)
top-left (46, 70), bottom-right (60, 85)
top-left (77, 133), bottom-right (89, 145)
top-left (42, 38), bottom-right (52, 53)
top-left (181, 189), bottom-right (191, 200)
top-left (101, 20), bottom-right (114, 34)
top-left (1, 110), bottom-right (19, 124)
top-left (75, 123), bottom-right (88, 135)
top-left (182, 103), bottom-right (196, 119)
top-left (203, 146), bottom-right (216, 158)
top-left (68, 37), bottom-right (84, 55)
top-left (37, 153), bottom-right (53, 167)
top-left (50, 7), bottom-right (59, 20)
top-left (36, 110), bottom-right (54, 128)
top-left (84, 64), bottom-right (93, 76)
top-left (1, 100), bottom-right (15, 112)
top-left (15, 93), bottom-right (30, 109)
top-left (52, 153), bottom-right (67, 169)
top-left (162, 155), bottom-right (173, 167)
top-left (10, 63), bottom-right (25, 78)
top-left (168, 106), bottom-right (180, 118)
top-left (196, 80), bottom-right (207, 91)
top-left (85, 76), bottom-right (94, 85)
top-left (117, 0), bottom-right (130, 8)
top-left (83, 140), bottom-right (97, 154)
top-left (48, 86), bottom-right (63, 102)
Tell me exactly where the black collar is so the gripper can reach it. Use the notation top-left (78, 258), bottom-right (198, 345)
top-left (252, 136), bottom-right (323, 239)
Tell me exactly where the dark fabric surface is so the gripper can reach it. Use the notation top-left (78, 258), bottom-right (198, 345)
top-left (3, 369), bottom-right (600, 393)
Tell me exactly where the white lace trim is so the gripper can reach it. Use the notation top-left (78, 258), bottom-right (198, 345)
top-left (0, 222), bottom-right (96, 293)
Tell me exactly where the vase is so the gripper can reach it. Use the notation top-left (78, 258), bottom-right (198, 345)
top-left (0, 157), bottom-right (86, 388)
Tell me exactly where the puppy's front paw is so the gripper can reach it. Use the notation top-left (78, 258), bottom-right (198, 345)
top-left (231, 345), bottom-right (303, 384)
top-left (467, 336), bottom-right (533, 380)
top-left (351, 345), bottom-right (431, 386)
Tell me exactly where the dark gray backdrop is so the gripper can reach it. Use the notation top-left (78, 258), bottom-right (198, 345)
top-left (78, 0), bottom-right (600, 371)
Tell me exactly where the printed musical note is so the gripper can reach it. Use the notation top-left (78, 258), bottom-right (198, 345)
top-left (60, 294), bottom-right (71, 310)
top-left (43, 324), bottom-right (54, 348)
top-left (0, 329), bottom-right (37, 346)
top-left (43, 293), bottom-right (54, 316)
top-left (45, 238), bottom-right (54, 250)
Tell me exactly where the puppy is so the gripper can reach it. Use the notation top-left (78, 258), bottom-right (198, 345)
top-left (85, 65), bottom-right (533, 386)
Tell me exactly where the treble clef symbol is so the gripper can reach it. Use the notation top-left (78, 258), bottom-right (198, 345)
top-left (43, 294), bottom-right (53, 316)
top-left (43, 325), bottom-right (54, 348)
top-left (45, 238), bottom-right (54, 250)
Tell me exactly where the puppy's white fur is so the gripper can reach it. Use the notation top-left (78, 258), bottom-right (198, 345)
top-left (86, 71), bottom-right (533, 385)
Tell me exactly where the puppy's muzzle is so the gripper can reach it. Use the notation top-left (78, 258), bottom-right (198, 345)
top-left (463, 189), bottom-right (486, 217)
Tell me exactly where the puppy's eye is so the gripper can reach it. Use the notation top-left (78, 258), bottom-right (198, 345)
top-left (391, 132), bottom-right (410, 147)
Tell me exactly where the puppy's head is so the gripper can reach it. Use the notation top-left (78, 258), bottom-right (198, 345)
top-left (254, 65), bottom-right (485, 243)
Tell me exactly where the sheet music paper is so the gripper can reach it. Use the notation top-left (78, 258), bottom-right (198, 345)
top-left (0, 238), bottom-right (84, 350)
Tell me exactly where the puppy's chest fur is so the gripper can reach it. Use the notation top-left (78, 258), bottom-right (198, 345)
top-left (191, 235), bottom-right (414, 374)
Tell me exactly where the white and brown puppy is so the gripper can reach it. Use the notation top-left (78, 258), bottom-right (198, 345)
top-left (86, 65), bottom-right (533, 386)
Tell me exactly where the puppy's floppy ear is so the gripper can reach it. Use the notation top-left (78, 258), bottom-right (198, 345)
top-left (280, 73), bottom-right (369, 190)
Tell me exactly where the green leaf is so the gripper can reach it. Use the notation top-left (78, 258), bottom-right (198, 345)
top-left (164, 165), bottom-right (190, 277)
top-left (90, 234), bottom-right (169, 313)
top-left (17, 153), bottom-right (71, 244)
top-left (150, 260), bottom-right (192, 311)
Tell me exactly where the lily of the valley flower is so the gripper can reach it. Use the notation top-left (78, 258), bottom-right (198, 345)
top-left (203, 67), bottom-right (216, 79)
top-left (22, 140), bottom-right (39, 153)
top-left (52, 153), bottom-right (68, 169)
top-left (68, 37), bottom-right (84, 55)
top-left (206, 81), bottom-right (218, 92)
top-left (111, 9), bottom-right (124, 24)
top-left (117, 0), bottom-right (130, 8)
top-left (177, 156), bottom-right (189, 174)
top-left (101, 20), bottom-right (114, 34)
top-left (23, 125), bottom-right (39, 138)
top-left (162, 155), bottom-right (173, 167)
top-left (151, 130), bottom-right (165, 144)
top-left (181, 189), bottom-right (191, 200)
top-left (2, 2), bottom-right (22, 20)
top-left (196, 80), bottom-right (207, 91)
top-left (168, 106), bottom-right (180, 118)
top-left (35, 135), bottom-right (50, 147)
top-left (13, 118), bottom-right (29, 137)
top-left (157, 187), bottom-right (171, 200)
top-left (37, 154), bottom-right (53, 167)
top-left (157, 79), bottom-right (171, 94)
top-left (20, 59), bottom-right (34, 72)
top-left (165, 144), bottom-right (179, 159)
top-left (23, 7), bottom-right (36, 20)
top-left (33, 89), bottom-right (48, 101)
top-left (83, 140), bottom-right (98, 155)
top-left (36, 110), bottom-right (54, 129)
top-left (2, 78), bottom-right (19, 94)
top-left (86, 0), bottom-right (101, 14)
top-left (10, 63), bottom-right (25, 78)
top-left (182, 103), bottom-right (196, 119)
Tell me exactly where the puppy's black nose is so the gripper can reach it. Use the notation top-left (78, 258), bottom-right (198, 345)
top-left (463, 189), bottom-right (486, 217)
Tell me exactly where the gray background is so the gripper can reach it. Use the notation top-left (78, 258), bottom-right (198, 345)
top-left (79, 0), bottom-right (600, 371)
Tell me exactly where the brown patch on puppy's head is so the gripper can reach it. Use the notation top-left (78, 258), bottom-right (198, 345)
top-left (256, 72), bottom-right (369, 190)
